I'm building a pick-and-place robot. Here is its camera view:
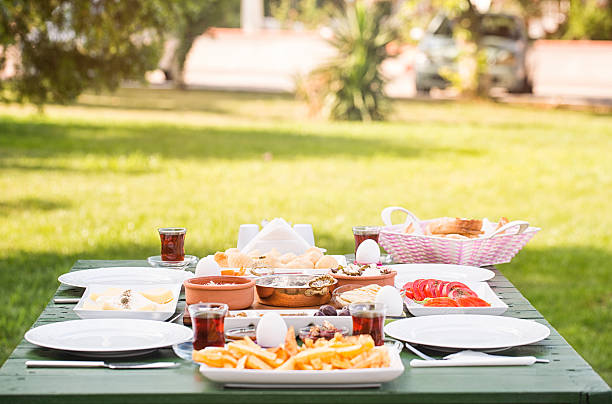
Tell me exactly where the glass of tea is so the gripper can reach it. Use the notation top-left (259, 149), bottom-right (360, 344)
top-left (158, 227), bottom-right (186, 262)
top-left (352, 226), bottom-right (381, 255)
top-left (188, 303), bottom-right (228, 351)
top-left (349, 302), bottom-right (386, 346)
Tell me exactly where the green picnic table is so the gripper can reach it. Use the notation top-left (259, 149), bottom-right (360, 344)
top-left (0, 259), bottom-right (610, 404)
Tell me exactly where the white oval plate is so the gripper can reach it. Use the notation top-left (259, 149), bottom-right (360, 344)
top-left (58, 266), bottom-right (194, 288)
top-left (25, 319), bottom-right (193, 354)
top-left (385, 315), bottom-right (550, 351)
top-left (73, 283), bottom-right (182, 321)
top-left (403, 282), bottom-right (508, 316)
top-left (198, 345), bottom-right (404, 385)
top-left (391, 264), bottom-right (495, 289)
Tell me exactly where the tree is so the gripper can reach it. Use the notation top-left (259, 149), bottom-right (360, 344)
top-left (563, 0), bottom-right (612, 40)
top-left (0, 1), bottom-right (174, 107)
top-left (299, 1), bottom-right (396, 121)
top-left (166, 0), bottom-right (240, 88)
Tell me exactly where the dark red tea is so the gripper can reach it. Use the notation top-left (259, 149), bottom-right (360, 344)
top-left (352, 313), bottom-right (385, 346)
top-left (192, 313), bottom-right (225, 350)
top-left (352, 226), bottom-right (380, 256)
top-left (159, 228), bottom-right (185, 261)
top-left (353, 233), bottom-right (379, 253)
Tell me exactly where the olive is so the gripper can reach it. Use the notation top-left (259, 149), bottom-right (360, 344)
top-left (318, 305), bottom-right (338, 316)
top-left (338, 306), bottom-right (350, 316)
top-left (313, 311), bottom-right (325, 316)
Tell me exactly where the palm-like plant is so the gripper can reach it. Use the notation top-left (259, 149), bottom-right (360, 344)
top-left (300, 1), bottom-right (396, 121)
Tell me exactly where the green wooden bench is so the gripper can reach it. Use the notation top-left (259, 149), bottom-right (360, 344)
top-left (0, 260), bottom-right (610, 404)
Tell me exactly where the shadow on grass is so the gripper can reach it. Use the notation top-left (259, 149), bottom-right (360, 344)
top-left (0, 198), bottom-right (72, 215)
top-left (0, 117), bottom-right (482, 168)
top-left (75, 88), bottom-right (296, 115)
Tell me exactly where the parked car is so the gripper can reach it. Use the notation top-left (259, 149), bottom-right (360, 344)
top-left (414, 13), bottom-right (533, 94)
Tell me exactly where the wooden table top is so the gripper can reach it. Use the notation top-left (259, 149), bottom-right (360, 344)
top-left (0, 259), bottom-right (610, 404)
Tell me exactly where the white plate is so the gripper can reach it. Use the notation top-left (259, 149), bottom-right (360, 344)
top-left (73, 283), bottom-right (182, 321)
top-left (392, 264), bottom-right (494, 289)
top-left (403, 282), bottom-right (508, 316)
top-left (25, 319), bottom-right (193, 356)
top-left (384, 315), bottom-right (550, 351)
top-left (58, 266), bottom-right (194, 288)
top-left (198, 345), bottom-right (404, 385)
top-left (226, 310), bottom-right (353, 333)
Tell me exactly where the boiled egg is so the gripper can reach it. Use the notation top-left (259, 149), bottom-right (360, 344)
top-left (195, 255), bottom-right (220, 277)
top-left (256, 312), bottom-right (288, 348)
top-left (355, 239), bottom-right (381, 264)
top-left (375, 285), bottom-right (404, 316)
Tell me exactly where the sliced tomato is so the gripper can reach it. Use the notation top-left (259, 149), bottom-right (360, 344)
top-left (425, 279), bottom-right (444, 298)
top-left (400, 282), bottom-right (414, 300)
top-left (423, 297), bottom-right (459, 307)
top-left (441, 281), bottom-right (471, 296)
top-left (436, 281), bottom-right (447, 298)
top-left (412, 279), bottom-right (428, 301)
top-left (448, 287), bottom-right (478, 299)
top-left (454, 297), bottom-right (491, 307)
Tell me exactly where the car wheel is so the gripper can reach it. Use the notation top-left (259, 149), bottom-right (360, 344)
top-left (416, 84), bottom-right (431, 95)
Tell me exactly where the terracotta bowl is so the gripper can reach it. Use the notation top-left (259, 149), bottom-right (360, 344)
top-left (184, 276), bottom-right (255, 310)
top-left (331, 271), bottom-right (397, 288)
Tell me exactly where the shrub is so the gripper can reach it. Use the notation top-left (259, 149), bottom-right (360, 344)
top-left (299, 1), bottom-right (396, 121)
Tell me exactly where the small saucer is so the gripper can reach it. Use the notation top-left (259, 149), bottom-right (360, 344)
top-left (172, 340), bottom-right (195, 362)
top-left (148, 255), bottom-right (198, 269)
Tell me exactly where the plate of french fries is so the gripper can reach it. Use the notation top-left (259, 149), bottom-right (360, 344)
top-left (193, 328), bottom-right (404, 385)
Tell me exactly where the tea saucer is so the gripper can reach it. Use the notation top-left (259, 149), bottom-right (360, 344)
top-left (148, 255), bottom-right (198, 269)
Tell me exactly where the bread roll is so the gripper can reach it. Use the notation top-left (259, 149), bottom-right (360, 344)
top-left (279, 253), bottom-right (297, 264)
top-left (315, 255), bottom-right (339, 269)
top-left (285, 258), bottom-right (314, 269)
top-left (228, 252), bottom-right (254, 268)
top-left (427, 217), bottom-right (483, 236)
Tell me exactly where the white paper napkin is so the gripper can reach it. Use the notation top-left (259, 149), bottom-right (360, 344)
top-left (410, 350), bottom-right (537, 367)
top-left (240, 218), bottom-right (312, 255)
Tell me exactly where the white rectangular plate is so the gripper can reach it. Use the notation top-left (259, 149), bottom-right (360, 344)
top-left (203, 255), bottom-right (347, 274)
top-left (226, 310), bottom-right (353, 333)
top-left (198, 346), bottom-right (404, 385)
top-left (73, 283), bottom-right (181, 321)
top-left (404, 281), bottom-right (508, 316)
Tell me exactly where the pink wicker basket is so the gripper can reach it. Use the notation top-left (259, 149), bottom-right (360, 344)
top-left (378, 207), bottom-right (540, 267)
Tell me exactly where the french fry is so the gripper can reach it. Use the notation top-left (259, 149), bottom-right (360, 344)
top-left (194, 333), bottom-right (390, 371)
top-left (331, 355), bottom-right (352, 369)
top-left (275, 356), bottom-right (296, 371)
top-left (298, 362), bottom-right (314, 370)
top-left (311, 357), bottom-right (323, 370)
top-left (276, 347), bottom-right (289, 362)
top-left (246, 355), bottom-right (272, 370)
top-left (284, 327), bottom-right (298, 356)
top-left (236, 355), bottom-right (248, 369)
top-left (293, 347), bottom-right (336, 364)
top-left (242, 336), bottom-right (259, 348)
top-left (228, 342), bottom-right (277, 362)
top-left (222, 353), bottom-right (238, 367)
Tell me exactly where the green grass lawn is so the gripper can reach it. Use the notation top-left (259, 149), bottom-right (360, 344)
top-left (1, 88), bottom-right (611, 385)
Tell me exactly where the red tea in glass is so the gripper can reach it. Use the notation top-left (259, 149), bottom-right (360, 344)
top-left (188, 303), bottom-right (227, 351)
top-left (352, 226), bottom-right (380, 255)
top-left (158, 227), bottom-right (186, 261)
top-left (349, 302), bottom-right (386, 346)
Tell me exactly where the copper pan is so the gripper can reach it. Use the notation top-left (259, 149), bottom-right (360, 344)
top-left (255, 274), bottom-right (337, 307)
